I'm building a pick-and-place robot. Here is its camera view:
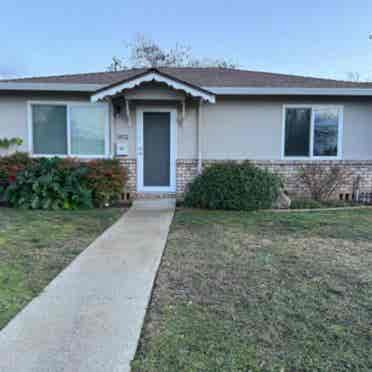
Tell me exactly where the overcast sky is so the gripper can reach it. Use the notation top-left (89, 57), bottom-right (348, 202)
top-left (1, 0), bottom-right (372, 80)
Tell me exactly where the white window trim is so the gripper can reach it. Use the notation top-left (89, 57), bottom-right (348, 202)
top-left (27, 101), bottom-right (110, 158)
top-left (136, 107), bottom-right (177, 193)
top-left (281, 104), bottom-right (344, 160)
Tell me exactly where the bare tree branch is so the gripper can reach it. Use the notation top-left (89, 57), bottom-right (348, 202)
top-left (107, 57), bottom-right (127, 72)
top-left (346, 72), bottom-right (361, 82)
top-left (106, 33), bottom-right (238, 71)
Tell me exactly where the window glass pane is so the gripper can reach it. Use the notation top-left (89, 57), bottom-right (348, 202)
top-left (313, 108), bottom-right (339, 157)
top-left (32, 105), bottom-right (67, 154)
top-left (284, 108), bottom-right (311, 157)
top-left (70, 106), bottom-right (106, 156)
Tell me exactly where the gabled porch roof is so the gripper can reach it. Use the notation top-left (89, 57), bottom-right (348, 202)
top-left (90, 68), bottom-right (216, 103)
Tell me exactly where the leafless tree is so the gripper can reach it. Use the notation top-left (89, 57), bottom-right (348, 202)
top-left (344, 34), bottom-right (372, 82)
top-left (107, 57), bottom-right (127, 72)
top-left (346, 72), bottom-right (361, 82)
top-left (298, 164), bottom-right (351, 201)
top-left (106, 34), bottom-right (237, 71)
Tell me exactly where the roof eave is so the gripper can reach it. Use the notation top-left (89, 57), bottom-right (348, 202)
top-left (205, 87), bottom-right (372, 96)
top-left (0, 82), bottom-right (104, 93)
top-left (1, 82), bottom-right (372, 98)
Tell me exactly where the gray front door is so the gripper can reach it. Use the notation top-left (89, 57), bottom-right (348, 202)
top-left (143, 112), bottom-right (171, 187)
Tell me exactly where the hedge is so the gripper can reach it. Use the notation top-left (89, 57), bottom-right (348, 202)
top-left (0, 153), bottom-right (127, 209)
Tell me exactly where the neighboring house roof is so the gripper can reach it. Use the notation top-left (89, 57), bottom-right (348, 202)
top-left (2, 67), bottom-right (372, 96)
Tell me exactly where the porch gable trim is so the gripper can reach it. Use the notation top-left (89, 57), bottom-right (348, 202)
top-left (90, 68), bottom-right (216, 103)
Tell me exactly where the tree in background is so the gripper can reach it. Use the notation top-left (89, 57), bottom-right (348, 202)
top-left (346, 72), bottom-right (361, 82)
top-left (344, 33), bottom-right (372, 82)
top-left (346, 71), bottom-right (372, 82)
top-left (107, 34), bottom-right (237, 71)
top-left (107, 57), bottom-right (127, 72)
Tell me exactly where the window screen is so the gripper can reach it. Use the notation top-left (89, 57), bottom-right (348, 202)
top-left (70, 106), bottom-right (106, 156)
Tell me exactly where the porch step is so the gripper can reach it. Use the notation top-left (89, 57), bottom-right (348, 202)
top-left (133, 198), bottom-right (176, 210)
top-left (134, 192), bottom-right (177, 200)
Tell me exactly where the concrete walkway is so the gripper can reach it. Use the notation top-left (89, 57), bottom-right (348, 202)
top-left (0, 199), bottom-right (175, 372)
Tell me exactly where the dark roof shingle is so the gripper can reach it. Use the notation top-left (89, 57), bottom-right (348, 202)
top-left (2, 67), bottom-right (372, 89)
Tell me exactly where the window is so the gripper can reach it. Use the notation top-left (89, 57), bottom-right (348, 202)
top-left (30, 102), bottom-right (108, 157)
top-left (32, 105), bottom-right (68, 155)
top-left (284, 108), bottom-right (311, 157)
top-left (70, 106), bottom-right (106, 156)
top-left (313, 108), bottom-right (339, 157)
top-left (283, 106), bottom-right (342, 159)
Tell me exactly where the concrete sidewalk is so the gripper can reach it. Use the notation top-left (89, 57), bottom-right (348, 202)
top-left (0, 199), bottom-right (175, 372)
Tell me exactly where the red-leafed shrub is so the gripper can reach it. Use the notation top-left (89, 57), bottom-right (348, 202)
top-left (85, 159), bottom-right (127, 207)
top-left (0, 153), bottom-right (34, 196)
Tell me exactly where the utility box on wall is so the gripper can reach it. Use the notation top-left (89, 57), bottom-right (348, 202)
top-left (116, 134), bottom-right (129, 156)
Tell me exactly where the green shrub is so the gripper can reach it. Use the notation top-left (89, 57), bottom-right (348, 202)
top-left (184, 161), bottom-right (281, 211)
top-left (0, 137), bottom-right (23, 149)
top-left (5, 157), bottom-right (93, 210)
top-left (3, 156), bottom-right (127, 210)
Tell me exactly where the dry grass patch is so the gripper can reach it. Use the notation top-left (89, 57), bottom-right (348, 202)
top-left (133, 209), bottom-right (372, 371)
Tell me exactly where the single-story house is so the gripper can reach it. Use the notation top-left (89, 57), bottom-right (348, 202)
top-left (1, 67), bottom-right (372, 199)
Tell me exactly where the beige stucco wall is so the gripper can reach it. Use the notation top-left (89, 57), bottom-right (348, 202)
top-left (114, 95), bottom-right (372, 161)
top-left (124, 85), bottom-right (186, 101)
top-left (112, 84), bottom-right (199, 159)
top-left (113, 104), bottom-right (198, 159)
top-left (0, 96), bottom-right (29, 154)
top-left (202, 99), bottom-right (281, 159)
top-left (112, 83), bottom-right (198, 159)
top-left (0, 93), bottom-right (90, 155)
top-left (342, 101), bottom-right (372, 159)
top-left (201, 97), bottom-right (372, 160)
top-left (1, 91), bottom-right (372, 160)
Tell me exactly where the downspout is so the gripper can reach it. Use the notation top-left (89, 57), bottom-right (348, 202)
top-left (197, 99), bottom-right (203, 174)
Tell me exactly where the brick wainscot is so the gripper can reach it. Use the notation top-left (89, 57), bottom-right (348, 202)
top-left (120, 158), bottom-right (372, 199)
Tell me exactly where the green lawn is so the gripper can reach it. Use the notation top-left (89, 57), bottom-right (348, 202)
top-left (0, 207), bottom-right (124, 330)
top-left (133, 209), bottom-right (372, 372)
